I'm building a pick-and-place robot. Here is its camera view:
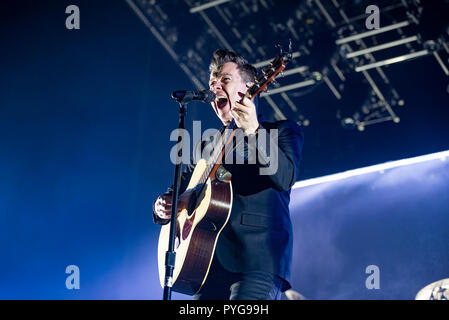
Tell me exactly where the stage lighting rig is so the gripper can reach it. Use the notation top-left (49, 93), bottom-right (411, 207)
top-left (127, 0), bottom-right (448, 132)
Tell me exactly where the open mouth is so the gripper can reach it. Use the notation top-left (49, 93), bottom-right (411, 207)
top-left (216, 97), bottom-right (228, 109)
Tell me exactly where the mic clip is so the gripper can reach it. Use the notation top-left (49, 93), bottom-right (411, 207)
top-left (171, 90), bottom-right (216, 104)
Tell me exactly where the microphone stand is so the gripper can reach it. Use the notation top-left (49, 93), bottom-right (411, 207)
top-left (162, 93), bottom-right (191, 300)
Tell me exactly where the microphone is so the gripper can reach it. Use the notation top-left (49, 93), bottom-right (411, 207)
top-left (171, 89), bottom-right (216, 104)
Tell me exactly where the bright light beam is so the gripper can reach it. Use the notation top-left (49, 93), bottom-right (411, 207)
top-left (293, 150), bottom-right (449, 189)
top-left (190, 0), bottom-right (232, 13)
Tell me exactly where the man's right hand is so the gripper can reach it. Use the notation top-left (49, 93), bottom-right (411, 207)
top-left (154, 193), bottom-right (173, 220)
top-left (153, 190), bottom-right (193, 221)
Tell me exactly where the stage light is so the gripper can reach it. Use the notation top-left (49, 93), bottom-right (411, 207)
top-left (293, 150), bottom-right (449, 189)
top-left (341, 117), bottom-right (356, 130)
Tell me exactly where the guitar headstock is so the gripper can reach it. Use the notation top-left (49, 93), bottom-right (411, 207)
top-left (246, 41), bottom-right (293, 100)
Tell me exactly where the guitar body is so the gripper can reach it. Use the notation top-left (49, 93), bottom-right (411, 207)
top-left (157, 159), bottom-right (233, 295)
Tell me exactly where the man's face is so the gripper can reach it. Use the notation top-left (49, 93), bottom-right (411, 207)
top-left (209, 62), bottom-right (249, 125)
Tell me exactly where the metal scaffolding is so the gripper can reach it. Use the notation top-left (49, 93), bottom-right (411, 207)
top-left (127, 0), bottom-right (449, 131)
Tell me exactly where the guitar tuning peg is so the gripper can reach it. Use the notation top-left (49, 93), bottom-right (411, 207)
top-left (275, 43), bottom-right (284, 55)
top-left (271, 79), bottom-right (280, 88)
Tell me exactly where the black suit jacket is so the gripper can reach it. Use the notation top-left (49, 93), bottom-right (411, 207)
top-left (154, 119), bottom-right (303, 288)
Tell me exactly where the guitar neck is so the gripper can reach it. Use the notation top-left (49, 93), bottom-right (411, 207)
top-left (197, 120), bottom-right (235, 185)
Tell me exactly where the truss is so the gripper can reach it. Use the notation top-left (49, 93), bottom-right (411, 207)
top-left (127, 0), bottom-right (449, 131)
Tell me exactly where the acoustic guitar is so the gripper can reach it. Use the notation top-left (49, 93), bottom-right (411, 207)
top-left (157, 49), bottom-right (291, 295)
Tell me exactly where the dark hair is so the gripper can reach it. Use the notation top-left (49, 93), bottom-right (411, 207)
top-left (209, 49), bottom-right (257, 84)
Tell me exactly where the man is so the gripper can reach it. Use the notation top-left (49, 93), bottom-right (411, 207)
top-left (153, 49), bottom-right (304, 300)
